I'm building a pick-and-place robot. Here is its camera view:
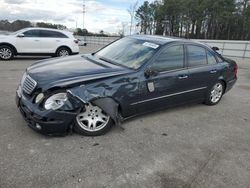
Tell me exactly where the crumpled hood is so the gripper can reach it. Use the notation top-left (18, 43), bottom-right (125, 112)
top-left (27, 55), bottom-right (132, 90)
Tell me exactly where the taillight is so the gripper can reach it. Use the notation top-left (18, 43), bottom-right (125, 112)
top-left (234, 64), bottom-right (238, 78)
top-left (74, 39), bottom-right (79, 44)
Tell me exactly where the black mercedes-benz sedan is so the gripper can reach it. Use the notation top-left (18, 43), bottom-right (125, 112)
top-left (16, 35), bottom-right (237, 136)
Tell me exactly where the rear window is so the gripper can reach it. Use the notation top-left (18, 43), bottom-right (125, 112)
top-left (187, 45), bottom-right (207, 67)
top-left (207, 51), bottom-right (217, 64)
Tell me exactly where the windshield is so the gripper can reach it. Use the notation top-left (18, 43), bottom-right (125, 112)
top-left (95, 37), bottom-right (159, 69)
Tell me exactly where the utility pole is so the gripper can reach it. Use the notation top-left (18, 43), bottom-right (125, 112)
top-left (83, 0), bottom-right (86, 29)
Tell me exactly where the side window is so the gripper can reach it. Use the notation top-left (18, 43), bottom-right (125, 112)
top-left (207, 50), bottom-right (218, 64)
top-left (39, 30), bottom-right (68, 38)
top-left (151, 45), bottom-right (184, 72)
top-left (187, 45), bottom-right (207, 67)
top-left (39, 30), bottom-right (54, 38)
top-left (54, 31), bottom-right (68, 38)
top-left (23, 30), bottom-right (40, 37)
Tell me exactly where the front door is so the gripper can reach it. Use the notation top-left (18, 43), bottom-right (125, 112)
top-left (15, 29), bottom-right (41, 53)
top-left (131, 44), bottom-right (191, 114)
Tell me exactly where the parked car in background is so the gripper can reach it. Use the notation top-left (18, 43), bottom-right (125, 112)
top-left (16, 35), bottom-right (237, 136)
top-left (0, 27), bottom-right (79, 60)
top-left (77, 38), bottom-right (87, 46)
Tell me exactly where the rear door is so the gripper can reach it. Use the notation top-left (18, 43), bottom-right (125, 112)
top-left (132, 44), bottom-right (191, 114)
top-left (38, 30), bottom-right (68, 53)
top-left (185, 44), bottom-right (221, 98)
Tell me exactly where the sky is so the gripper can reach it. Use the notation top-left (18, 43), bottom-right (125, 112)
top-left (0, 0), bottom-right (154, 34)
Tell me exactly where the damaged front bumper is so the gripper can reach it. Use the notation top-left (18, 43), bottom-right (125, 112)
top-left (16, 87), bottom-right (77, 136)
top-left (16, 81), bottom-right (122, 136)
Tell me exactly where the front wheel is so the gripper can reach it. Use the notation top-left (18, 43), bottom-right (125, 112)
top-left (0, 45), bottom-right (14, 60)
top-left (205, 81), bottom-right (224, 105)
top-left (74, 103), bottom-right (113, 136)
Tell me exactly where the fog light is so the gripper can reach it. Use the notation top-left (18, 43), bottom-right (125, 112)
top-left (35, 93), bottom-right (44, 103)
top-left (36, 123), bottom-right (42, 130)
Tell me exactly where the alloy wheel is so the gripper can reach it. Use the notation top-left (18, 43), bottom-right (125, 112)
top-left (58, 49), bottom-right (69, 57)
top-left (210, 83), bottom-right (223, 103)
top-left (0, 47), bottom-right (12, 60)
top-left (76, 103), bottom-right (110, 132)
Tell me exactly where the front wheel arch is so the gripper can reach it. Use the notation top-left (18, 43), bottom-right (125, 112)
top-left (0, 43), bottom-right (17, 55)
top-left (91, 97), bottom-right (122, 125)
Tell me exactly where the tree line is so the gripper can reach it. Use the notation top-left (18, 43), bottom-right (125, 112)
top-left (0, 20), bottom-right (117, 37)
top-left (0, 20), bottom-right (67, 32)
top-left (75, 28), bottom-right (112, 37)
top-left (135, 0), bottom-right (250, 40)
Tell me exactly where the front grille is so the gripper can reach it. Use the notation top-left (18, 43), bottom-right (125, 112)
top-left (22, 75), bottom-right (37, 95)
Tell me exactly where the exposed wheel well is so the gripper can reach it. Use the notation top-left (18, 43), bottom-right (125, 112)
top-left (91, 97), bottom-right (122, 125)
top-left (56, 46), bottom-right (72, 55)
top-left (0, 43), bottom-right (17, 55)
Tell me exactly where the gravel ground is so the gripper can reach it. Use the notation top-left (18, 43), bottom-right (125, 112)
top-left (0, 46), bottom-right (250, 188)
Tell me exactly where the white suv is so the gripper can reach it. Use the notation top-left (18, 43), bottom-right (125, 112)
top-left (0, 27), bottom-right (79, 60)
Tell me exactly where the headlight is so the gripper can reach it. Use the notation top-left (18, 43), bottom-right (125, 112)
top-left (44, 93), bottom-right (68, 110)
top-left (35, 93), bottom-right (44, 103)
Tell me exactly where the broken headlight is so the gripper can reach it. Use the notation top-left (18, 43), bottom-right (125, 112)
top-left (44, 93), bottom-right (68, 110)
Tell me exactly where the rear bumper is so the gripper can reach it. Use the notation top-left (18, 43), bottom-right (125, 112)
top-left (16, 91), bottom-right (76, 136)
top-left (71, 45), bottom-right (80, 54)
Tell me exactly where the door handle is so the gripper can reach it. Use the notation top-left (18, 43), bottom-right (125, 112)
top-left (34, 40), bottom-right (40, 42)
top-left (178, 75), bottom-right (188, 79)
top-left (210, 70), bottom-right (217, 74)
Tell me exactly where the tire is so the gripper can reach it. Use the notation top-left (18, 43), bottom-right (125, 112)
top-left (205, 81), bottom-right (225, 105)
top-left (56, 47), bottom-right (71, 57)
top-left (74, 103), bottom-right (113, 136)
top-left (0, 45), bottom-right (14, 60)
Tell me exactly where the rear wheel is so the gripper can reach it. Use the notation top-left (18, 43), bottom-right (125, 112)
top-left (56, 47), bottom-right (71, 57)
top-left (0, 45), bottom-right (14, 60)
top-left (205, 81), bottom-right (224, 105)
top-left (74, 103), bottom-right (113, 136)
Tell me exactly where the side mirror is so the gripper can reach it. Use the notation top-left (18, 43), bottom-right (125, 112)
top-left (144, 68), bottom-right (158, 78)
top-left (212, 47), bottom-right (219, 51)
top-left (17, 34), bottom-right (25, 38)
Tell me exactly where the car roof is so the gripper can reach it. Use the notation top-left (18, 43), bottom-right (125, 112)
top-left (129, 35), bottom-right (181, 45)
top-left (22, 27), bottom-right (72, 34)
top-left (129, 35), bottom-right (209, 48)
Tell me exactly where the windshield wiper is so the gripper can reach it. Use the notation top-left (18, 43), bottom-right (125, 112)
top-left (99, 57), bottom-right (115, 64)
top-left (99, 57), bottom-right (132, 69)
